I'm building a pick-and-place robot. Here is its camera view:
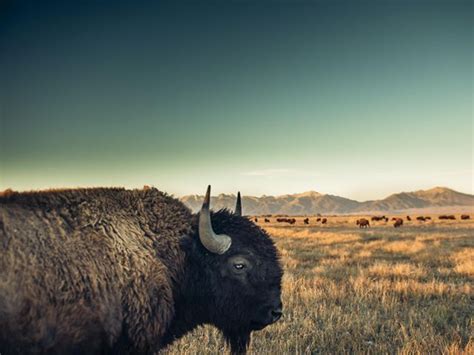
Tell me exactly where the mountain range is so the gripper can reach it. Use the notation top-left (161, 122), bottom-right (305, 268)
top-left (180, 187), bottom-right (474, 215)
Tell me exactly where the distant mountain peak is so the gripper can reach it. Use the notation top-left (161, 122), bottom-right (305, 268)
top-left (217, 193), bottom-right (235, 198)
top-left (429, 186), bottom-right (452, 191)
top-left (417, 186), bottom-right (454, 194)
top-left (292, 191), bottom-right (323, 198)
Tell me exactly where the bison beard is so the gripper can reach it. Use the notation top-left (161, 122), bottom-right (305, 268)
top-left (0, 187), bottom-right (283, 354)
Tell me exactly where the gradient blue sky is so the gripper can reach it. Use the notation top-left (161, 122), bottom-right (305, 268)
top-left (0, 0), bottom-right (472, 200)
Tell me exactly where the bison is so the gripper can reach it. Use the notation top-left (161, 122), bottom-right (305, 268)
top-left (321, 218), bottom-right (327, 224)
top-left (303, 218), bottom-right (309, 225)
top-left (276, 218), bottom-right (295, 225)
top-left (406, 216), bottom-right (411, 221)
top-left (461, 214), bottom-right (470, 220)
top-left (0, 186), bottom-right (283, 354)
top-left (416, 216), bottom-right (426, 222)
top-left (356, 218), bottom-right (370, 228)
top-left (439, 215), bottom-right (456, 220)
top-left (264, 218), bottom-right (271, 223)
top-left (394, 218), bottom-right (403, 228)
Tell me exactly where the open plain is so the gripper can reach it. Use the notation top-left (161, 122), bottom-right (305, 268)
top-left (164, 215), bottom-right (473, 354)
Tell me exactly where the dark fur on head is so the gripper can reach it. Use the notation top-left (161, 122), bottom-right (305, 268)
top-left (164, 209), bottom-right (282, 354)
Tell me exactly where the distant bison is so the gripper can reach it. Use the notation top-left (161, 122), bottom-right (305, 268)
top-left (439, 215), bottom-right (456, 220)
top-left (393, 218), bottom-right (403, 228)
top-left (276, 218), bottom-right (296, 225)
top-left (406, 216), bottom-right (411, 221)
top-left (416, 216), bottom-right (426, 222)
top-left (303, 218), bottom-right (309, 225)
top-left (254, 217), bottom-right (259, 222)
top-left (321, 218), bottom-right (327, 224)
top-left (316, 218), bottom-right (321, 222)
top-left (264, 218), bottom-right (271, 223)
top-left (371, 216), bottom-right (386, 222)
top-left (461, 214), bottom-right (470, 220)
top-left (0, 186), bottom-right (283, 354)
top-left (356, 218), bottom-right (370, 228)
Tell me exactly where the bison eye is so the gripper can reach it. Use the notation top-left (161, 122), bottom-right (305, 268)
top-left (233, 263), bottom-right (245, 270)
top-left (228, 256), bottom-right (251, 274)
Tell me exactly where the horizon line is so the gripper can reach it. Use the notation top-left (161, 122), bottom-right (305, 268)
top-left (3, 185), bottom-right (473, 203)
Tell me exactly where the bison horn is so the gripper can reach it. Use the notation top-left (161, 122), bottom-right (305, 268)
top-left (199, 185), bottom-right (232, 254)
top-left (235, 191), bottom-right (242, 216)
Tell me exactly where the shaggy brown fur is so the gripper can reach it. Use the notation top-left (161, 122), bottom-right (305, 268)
top-left (356, 218), bottom-right (370, 228)
top-left (0, 188), bottom-right (192, 354)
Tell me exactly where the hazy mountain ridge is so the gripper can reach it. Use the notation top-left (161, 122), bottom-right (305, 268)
top-left (180, 187), bottom-right (474, 215)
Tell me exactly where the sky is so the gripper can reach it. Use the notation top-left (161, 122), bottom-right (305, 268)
top-left (0, 0), bottom-right (472, 201)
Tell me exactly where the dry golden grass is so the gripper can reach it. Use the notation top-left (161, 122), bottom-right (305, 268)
top-left (163, 216), bottom-right (473, 354)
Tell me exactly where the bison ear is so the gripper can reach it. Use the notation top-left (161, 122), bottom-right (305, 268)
top-left (235, 191), bottom-right (242, 216)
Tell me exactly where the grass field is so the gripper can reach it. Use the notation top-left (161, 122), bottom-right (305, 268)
top-left (163, 215), bottom-right (473, 354)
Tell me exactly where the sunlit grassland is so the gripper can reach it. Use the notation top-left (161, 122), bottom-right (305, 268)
top-left (163, 216), bottom-right (473, 354)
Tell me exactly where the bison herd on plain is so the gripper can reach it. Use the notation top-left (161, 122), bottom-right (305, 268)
top-left (255, 214), bottom-right (470, 228)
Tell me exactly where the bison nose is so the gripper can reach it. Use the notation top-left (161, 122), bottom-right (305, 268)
top-left (271, 308), bottom-right (283, 322)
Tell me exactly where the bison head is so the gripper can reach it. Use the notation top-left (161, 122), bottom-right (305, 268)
top-left (181, 186), bottom-right (283, 354)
